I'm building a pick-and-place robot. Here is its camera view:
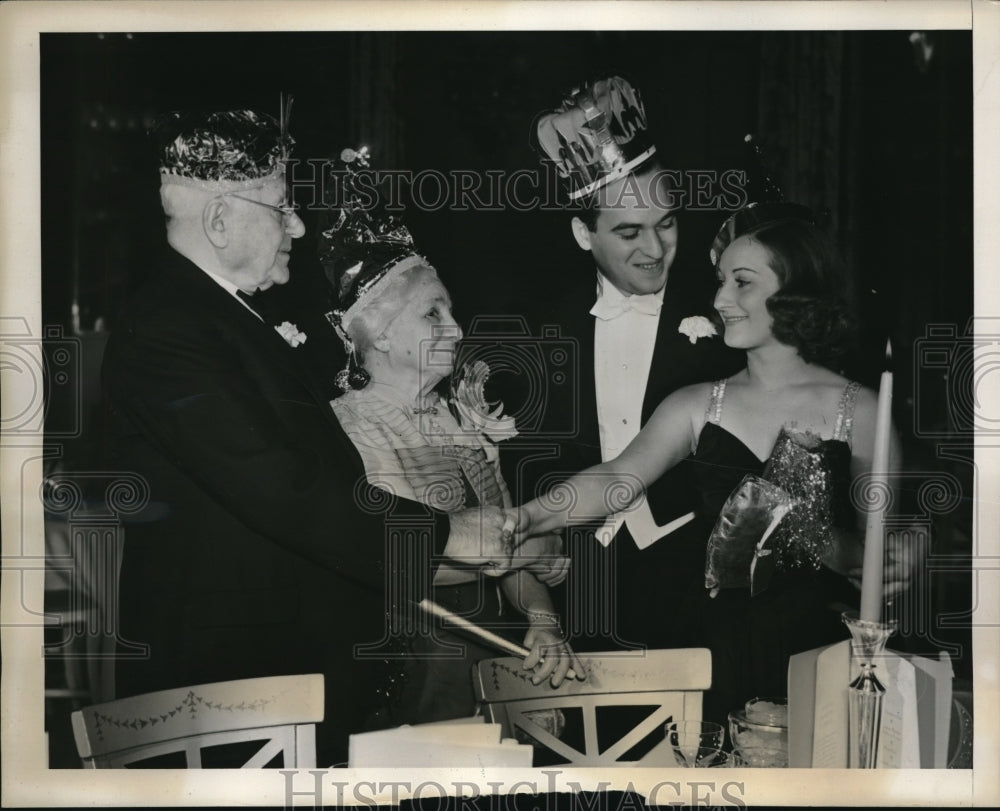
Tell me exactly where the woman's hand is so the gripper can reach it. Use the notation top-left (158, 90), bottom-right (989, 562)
top-left (522, 612), bottom-right (584, 688)
top-left (527, 551), bottom-right (571, 587)
top-left (821, 528), bottom-right (864, 578)
top-left (515, 533), bottom-right (570, 586)
top-left (503, 502), bottom-right (536, 545)
top-left (848, 528), bottom-right (929, 599)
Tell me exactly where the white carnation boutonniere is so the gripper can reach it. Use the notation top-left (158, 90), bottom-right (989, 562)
top-left (275, 321), bottom-right (308, 348)
top-left (449, 360), bottom-right (518, 443)
top-left (678, 315), bottom-right (718, 344)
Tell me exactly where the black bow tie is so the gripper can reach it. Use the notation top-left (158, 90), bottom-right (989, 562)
top-left (237, 289), bottom-right (279, 324)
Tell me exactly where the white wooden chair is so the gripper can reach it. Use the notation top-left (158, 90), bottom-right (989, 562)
top-left (71, 674), bottom-right (323, 768)
top-left (473, 649), bottom-right (711, 767)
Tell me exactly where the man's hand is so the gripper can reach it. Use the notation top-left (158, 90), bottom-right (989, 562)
top-left (443, 506), bottom-right (512, 576)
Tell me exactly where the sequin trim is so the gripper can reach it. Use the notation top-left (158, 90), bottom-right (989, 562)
top-left (833, 381), bottom-right (862, 444)
top-left (705, 379), bottom-right (727, 425)
top-left (159, 165), bottom-right (283, 193)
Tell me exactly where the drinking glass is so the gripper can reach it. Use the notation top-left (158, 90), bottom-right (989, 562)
top-left (664, 720), bottom-right (725, 767)
top-left (705, 750), bottom-right (734, 768)
top-left (731, 745), bottom-right (789, 768)
top-left (728, 696), bottom-right (788, 753)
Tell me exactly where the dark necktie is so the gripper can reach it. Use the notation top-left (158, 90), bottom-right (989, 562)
top-left (236, 289), bottom-right (278, 325)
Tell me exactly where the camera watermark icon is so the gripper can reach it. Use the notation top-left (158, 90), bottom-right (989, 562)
top-left (418, 315), bottom-right (580, 440)
top-left (1, 318), bottom-right (82, 441)
top-left (851, 468), bottom-right (974, 652)
top-left (913, 318), bottom-right (1000, 437)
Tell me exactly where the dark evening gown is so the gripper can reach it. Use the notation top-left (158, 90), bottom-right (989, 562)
top-left (684, 379), bottom-right (861, 730)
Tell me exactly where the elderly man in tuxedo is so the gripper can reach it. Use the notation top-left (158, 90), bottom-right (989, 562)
top-left (102, 110), bottom-right (517, 765)
top-left (530, 77), bottom-right (742, 651)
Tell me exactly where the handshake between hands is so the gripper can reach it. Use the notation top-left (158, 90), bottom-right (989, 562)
top-left (445, 505), bottom-right (583, 686)
top-left (445, 505), bottom-right (566, 585)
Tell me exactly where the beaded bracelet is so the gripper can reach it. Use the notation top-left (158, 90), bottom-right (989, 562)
top-left (526, 610), bottom-right (562, 628)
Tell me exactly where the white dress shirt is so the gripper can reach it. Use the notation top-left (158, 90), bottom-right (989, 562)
top-left (201, 269), bottom-right (263, 321)
top-left (591, 274), bottom-right (694, 548)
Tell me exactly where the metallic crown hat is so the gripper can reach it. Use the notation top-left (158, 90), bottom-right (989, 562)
top-left (153, 97), bottom-right (294, 193)
top-left (320, 147), bottom-right (432, 392)
top-left (533, 75), bottom-right (657, 201)
top-left (709, 134), bottom-right (817, 266)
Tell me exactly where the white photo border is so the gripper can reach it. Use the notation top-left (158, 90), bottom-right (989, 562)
top-left (1, 0), bottom-right (997, 807)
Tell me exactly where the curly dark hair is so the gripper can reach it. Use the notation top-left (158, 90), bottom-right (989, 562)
top-left (742, 218), bottom-right (858, 368)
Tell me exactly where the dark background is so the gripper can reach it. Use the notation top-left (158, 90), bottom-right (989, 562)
top-left (41, 29), bottom-right (974, 420)
top-left (40, 31), bottom-right (975, 754)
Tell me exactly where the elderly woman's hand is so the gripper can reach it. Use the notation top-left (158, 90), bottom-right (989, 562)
top-left (522, 611), bottom-right (584, 687)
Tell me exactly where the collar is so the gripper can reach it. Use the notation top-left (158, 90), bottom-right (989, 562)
top-left (200, 268), bottom-right (263, 321)
top-left (590, 273), bottom-right (665, 320)
top-left (367, 381), bottom-right (442, 415)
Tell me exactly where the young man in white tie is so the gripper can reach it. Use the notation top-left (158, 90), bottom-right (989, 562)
top-left (529, 77), bottom-right (742, 650)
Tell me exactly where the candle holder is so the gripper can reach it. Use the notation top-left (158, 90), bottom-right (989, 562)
top-left (841, 610), bottom-right (897, 768)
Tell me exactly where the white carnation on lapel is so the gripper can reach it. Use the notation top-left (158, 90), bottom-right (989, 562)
top-left (275, 321), bottom-right (307, 348)
top-left (678, 316), bottom-right (718, 344)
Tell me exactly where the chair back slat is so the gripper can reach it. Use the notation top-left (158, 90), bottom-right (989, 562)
top-left (71, 674), bottom-right (323, 768)
top-left (473, 649), bottom-right (711, 767)
top-left (474, 648), bottom-right (711, 701)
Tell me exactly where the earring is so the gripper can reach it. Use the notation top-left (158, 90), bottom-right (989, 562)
top-left (336, 349), bottom-right (370, 392)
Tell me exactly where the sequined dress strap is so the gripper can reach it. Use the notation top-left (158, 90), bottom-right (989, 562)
top-left (832, 381), bottom-right (862, 444)
top-left (704, 379), bottom-right (728, 425)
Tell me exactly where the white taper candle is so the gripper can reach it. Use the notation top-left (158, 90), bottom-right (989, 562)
top-left (859, 341), bottom-right (893, 622)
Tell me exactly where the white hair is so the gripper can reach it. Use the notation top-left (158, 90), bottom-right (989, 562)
top-left (347, 264), bottom-right (439, 361)
top-left (159, 182), bottom-right (216, 220)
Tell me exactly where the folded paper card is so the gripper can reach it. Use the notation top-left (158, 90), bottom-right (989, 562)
top-left (348, 716), bottom-right (533, 767)
top-left (788, 641), bottom-right (952, 768)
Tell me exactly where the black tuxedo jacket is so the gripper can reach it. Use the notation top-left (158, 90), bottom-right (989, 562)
top-left (102, 249), bottom-right (449, 764)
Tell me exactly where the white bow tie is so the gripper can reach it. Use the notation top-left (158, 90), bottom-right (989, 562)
top-left (590, 291), bottom-right (663, 321)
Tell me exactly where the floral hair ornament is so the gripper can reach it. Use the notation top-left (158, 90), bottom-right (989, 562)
top-left (709, 134), bottom-right (816, 266)
top-left (321, 146), bottom-right (434, 392)
top-left (153, 96), bottom-right (295, 193)
top-left (533, 75), bottom-right (657, 201)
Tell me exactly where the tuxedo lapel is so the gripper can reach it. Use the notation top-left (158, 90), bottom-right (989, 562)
top-left (563, 271), bottom-right (720, 433)
top-left (566, 277), bottom-right (679, 455)
top-left (642, 299), bottom-right (676, 422)
top-left (167, 254), bottom-right (342, 430)
top-left (559, 282), bottom-right (600, 462)
top-left (642, 295), bottom-right (726, 423)
top-left (642, 297), bottom-right (698, 423)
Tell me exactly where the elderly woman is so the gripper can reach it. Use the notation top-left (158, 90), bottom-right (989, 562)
top-left (321, 148), bottom-right (579, 726)
top-left (515, 204), bottom-right (922, 724)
